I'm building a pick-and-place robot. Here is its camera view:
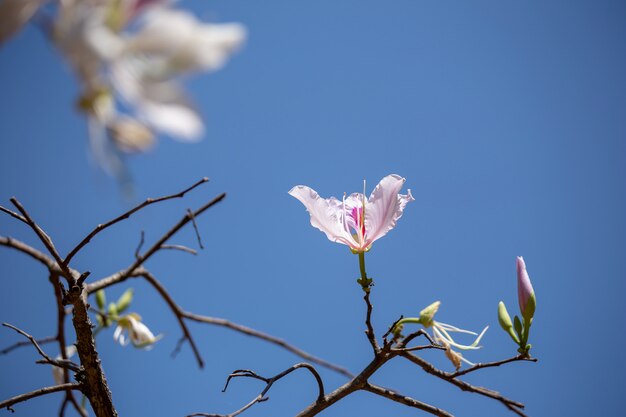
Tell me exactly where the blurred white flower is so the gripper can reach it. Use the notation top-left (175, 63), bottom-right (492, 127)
top-left (1, 0), bottom-right (246, 183)
top-left (113, 314), bottom-right (162, 349)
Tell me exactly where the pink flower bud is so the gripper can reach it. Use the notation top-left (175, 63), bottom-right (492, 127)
top-left (516, 256), bottom-right (536, 319)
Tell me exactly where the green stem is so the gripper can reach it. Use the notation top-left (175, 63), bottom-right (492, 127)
top-left (357, 252), bottom-right (372, 291)
top-left (359, 252), bottom-right (367, 281)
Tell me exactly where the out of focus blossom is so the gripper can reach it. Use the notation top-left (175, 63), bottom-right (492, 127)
top-left (0, 0), bottom-right (46, 44)
top-left (0, 0), bottom-right (246, 182)
top-left (113, 314), bottom-right (162, 349)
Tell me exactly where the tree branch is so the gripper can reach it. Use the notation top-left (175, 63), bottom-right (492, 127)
top-left (400, 352), bottom-right (528, 416)
top-left (182, 311), bottom-right (354, 378)
top-left (0, 383), bottom-right (82, 411)
top-left (0, 336), bottom-right (56, 355)
top-left (449, 355), bottom-right (538, 378)
top-left (0, 236), bottom-right (56, 270)
top-left (63, 177), bottom-right (209, 267)
top-left (2, 323), bottom-right (79, 373)
top-left (363, 383), bottom-right (453, 417)
top-left (187, 363), bottom-right (324, 417)
top-left (9, 198), bottom-right (75, 283)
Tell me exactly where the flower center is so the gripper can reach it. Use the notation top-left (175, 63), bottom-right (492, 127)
top-left (350, 205), bottom-right (366, 238)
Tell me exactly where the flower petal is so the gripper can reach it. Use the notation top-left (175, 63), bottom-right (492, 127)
top-left (364, 174), bottom-right (414, 246)
top-left (289, 185), bottom-right (357, 248)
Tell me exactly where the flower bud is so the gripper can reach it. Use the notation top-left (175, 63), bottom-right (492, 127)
top-left (516, 256), bottom-right (536, 321)
top-left (95, 289), bottom-right (106, 311)
top-left (498, 301), bottom-right (520, 344)
top-left (116, 288), bottom-right (134, 314)
top-left (418, 301), bottom-right (441, 327)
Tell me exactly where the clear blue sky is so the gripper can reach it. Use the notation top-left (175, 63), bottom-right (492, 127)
top-left (1, 1), bottom-right (625, 416)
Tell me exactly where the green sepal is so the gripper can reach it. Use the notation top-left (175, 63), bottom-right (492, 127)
top-left (116, 288), bottom-right (134, 313)
top-left (356, 277), bottom-right (373, 290)
top-left (498, 301), bottom-right (520, 344)
top-left (95, 290), bottom-right (106, 311)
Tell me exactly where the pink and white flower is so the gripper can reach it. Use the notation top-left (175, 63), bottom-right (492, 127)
top-left (289, 174), bottom-right (414, 253)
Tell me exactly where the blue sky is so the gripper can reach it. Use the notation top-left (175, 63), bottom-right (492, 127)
top-left (1, 1), bottom-right (625, 416)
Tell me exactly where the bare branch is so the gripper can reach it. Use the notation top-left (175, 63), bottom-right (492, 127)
top-left (400, 352), bottom-right (528, 415)
top-left (183, 311), bottom-right (354, 378)
top-left (187, 363), bottom-right (324, 417)
top-left (1, 336), bottom-right (56, 355)
top-left (363, 383), bottom-right (453, 417)
top-left (127, 192), bottom-right (225, 275)
top-left (160, 244), bottom-right (198, 255)
top-left (2, 323), bottom-right (80, 373)
top-left (9, 198), bottom-right (75, 282)
top-left (363, 290), bottom-right (380, 353)
top-left (0, 383), bottom-right (82, 411)
top-left (0, 205), bottom-right (28, 224)
top-left (187, 208), bottom-right (204, 249)
top-left (138, 270), bottom-right (204, 368)
top-left (449, 355), bottom-right (538, 379)
top-left (63, 177), bottom-right (209, 267)
top-left (0, 236), bottom-right (56, 270)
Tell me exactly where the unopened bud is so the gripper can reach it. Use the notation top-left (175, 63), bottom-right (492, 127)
top-left (116, 288), bottom-right (134, 313)
top-left (418, 301), bottom-right (441, 327)
top-left (516, 256), bottom-right (536, 321)
top-left (95, 289), bottom-right (106, 311)
top-left (498, 301), bottom-right (520, 344)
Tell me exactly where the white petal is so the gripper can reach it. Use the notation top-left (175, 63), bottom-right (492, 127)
top-left (289, 185), bottom-right (357, 248)
top-left (364, 174), bottom-right (414, 246)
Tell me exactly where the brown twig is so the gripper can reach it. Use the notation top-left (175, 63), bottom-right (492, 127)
top-left (400, 352), bottom-right (528, 416)
top-left (0, 335), bottom-right (56, 355)
top-left (363, 290), bottom-right (380, 353)
top-left (186, 363), bottom-right (324, 417)
top-left (63, 177), bottom-right (209, 267)
top-left (0, 205), bottom-right (28, 225)
top-left (187, 208), bottom-right (204, 250)
top-left (182, 311), bottom-right (353, 378)
top-left (0, 383), bottom-right (82, 411)
top-left (449, 355), bottom-right (538, 378)
top-left (50, 273), bottom-right (87, 417)
top-left (160, 244), bottom-right (198, 255)
top-left (138, 270), bottom-right (204, 368)
top-left (126, 192), bottom-right (225, 276)
top-left (2, 323), bottom-right (79, 373)
top-left (9, 198), bottom-right (75, 283)
top-left (0, 236), bottom-right (56, 270)
top-left (363, 383), bottom-right (454, 417)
